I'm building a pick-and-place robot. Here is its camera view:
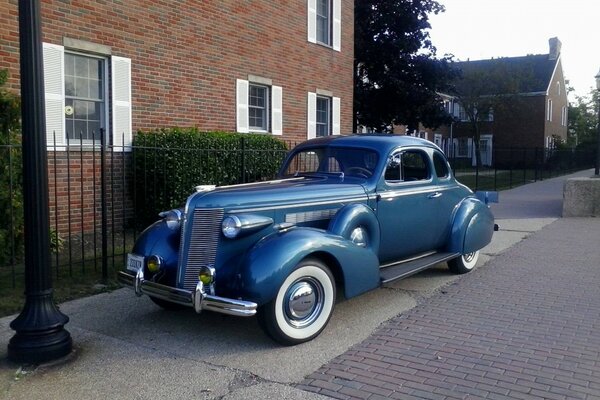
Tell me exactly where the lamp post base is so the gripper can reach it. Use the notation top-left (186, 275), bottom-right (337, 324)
top-left (8, 291), bottom-right (72, 364)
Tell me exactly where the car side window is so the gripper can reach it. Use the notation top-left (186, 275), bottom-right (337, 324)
top-left (433, 151), bottom-right (450, 179)
top-left (384, 150), bottom-right (430, 183)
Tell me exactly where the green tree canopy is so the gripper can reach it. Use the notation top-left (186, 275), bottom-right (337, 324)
top-left (568, 90), bottom-right (598, 150)
top-left (354, 0), bottom-right (457, 132)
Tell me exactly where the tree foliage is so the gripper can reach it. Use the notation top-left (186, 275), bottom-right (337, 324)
top-left (0, 69), bottom-right (24, 266)
top-left (354, 0), bottom-right (457, 132)
top-left (568, 90), bottom-right (598, 150)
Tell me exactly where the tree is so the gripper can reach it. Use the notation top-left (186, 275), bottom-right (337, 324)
top-left (568, 90), bottom-right (598, 150)
top-left (451, 59), bottom-right (535, 167)
top-left (0, 69), bottom-right (24, 266)
top-left (354, 0), bottom-right (457, 132)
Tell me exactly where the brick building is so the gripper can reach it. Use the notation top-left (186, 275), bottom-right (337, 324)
top-left (0, 1), bottom-right (354, 234)
top-left (403, 38), bottom-right (569, 166)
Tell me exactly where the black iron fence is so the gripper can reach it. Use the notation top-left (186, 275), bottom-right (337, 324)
top-left (0, 138), bottom-right (595, 310)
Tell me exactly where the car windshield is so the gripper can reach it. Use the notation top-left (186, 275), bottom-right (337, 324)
top-left (281, 146), bottom-right (379, 179)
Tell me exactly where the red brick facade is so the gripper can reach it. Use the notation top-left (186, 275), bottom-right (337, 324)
top-left (1, 1), bottom-right (355, 235)
top-left (1, 0), bottom-right (354, 142)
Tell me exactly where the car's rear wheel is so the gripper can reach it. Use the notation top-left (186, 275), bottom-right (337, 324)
top-left (258, 259), bottom-right (335, 345)
top-left (448, 250), bottom-right (480, 274)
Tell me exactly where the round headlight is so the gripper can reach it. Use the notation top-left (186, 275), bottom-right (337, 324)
top-left (159, 209), bottom-right (183, 230)
top-left (147, 255), bottom-right (162, 273)
top-left (222, 215), bottom-right (242, 239)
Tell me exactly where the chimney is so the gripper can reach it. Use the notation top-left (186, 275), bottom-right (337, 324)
top-left (548, 37), bottom-right (561, 60)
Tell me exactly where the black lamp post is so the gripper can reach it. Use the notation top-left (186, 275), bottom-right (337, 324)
top-left (595, 69), bottom-right (600, 176)
top-left (8, 0), bottom-right (72, 363)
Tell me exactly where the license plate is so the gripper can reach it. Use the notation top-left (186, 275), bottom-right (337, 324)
top-left (126, 254), bottom-right (144, 272)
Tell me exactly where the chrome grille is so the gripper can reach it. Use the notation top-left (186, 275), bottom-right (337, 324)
top-left (182, 208), bottom-right (223, 291)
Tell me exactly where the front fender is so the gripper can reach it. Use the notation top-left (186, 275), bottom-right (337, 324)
top-left (447, 197), bottom-right (495, 254)
top-left (237, 227), bottom-right (380, 306)
top-left (131, 220), bottom-right (180, 284)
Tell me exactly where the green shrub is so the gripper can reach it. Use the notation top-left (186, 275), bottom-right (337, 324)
top-left (0, 69), bottom-right (24, 267)
top-left (133, 128), bottom-right (288, 227)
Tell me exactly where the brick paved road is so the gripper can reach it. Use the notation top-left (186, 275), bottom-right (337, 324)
top-left (298, 218), bottom-right (600, 399)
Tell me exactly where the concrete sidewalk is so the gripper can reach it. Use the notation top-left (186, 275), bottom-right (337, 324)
top-left (1, 169), bottom-right (598, 400)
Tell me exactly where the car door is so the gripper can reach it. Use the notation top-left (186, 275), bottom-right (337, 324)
top-left (376, 148), bottom-right (444, 264)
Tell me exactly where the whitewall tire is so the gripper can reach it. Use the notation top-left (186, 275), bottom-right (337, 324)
top-left (448, 251), bottom-right (480, 274)
top-left (258, 259), bottom-right (335, 345)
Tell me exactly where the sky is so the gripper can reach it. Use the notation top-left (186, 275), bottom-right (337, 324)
top-left (427, 0), bottom-right (600, 100)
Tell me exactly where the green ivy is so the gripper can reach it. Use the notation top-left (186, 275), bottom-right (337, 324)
top-left (133, 128), bottom-right (288, 227)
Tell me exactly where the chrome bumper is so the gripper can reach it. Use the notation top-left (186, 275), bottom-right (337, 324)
top-left (117, 270), bottom-right (257, 317)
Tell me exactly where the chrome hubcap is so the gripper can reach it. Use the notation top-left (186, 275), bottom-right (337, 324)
top-left (464, 252), bottom-right (477, 263)
top-left (284, 277), bottom-right (324, 328)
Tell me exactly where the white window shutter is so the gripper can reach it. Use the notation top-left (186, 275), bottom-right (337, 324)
top-left (236, 79), bottom-right (249, 133)
top-left (333, 0), bottom-right (341, 51)
top-left (43, 43), bottom-right (65, 148)
top-left (307, 0), bottom-right (317, 43)
top-left (271, 85), bottom-right (283, 135)
top-left (111, 56), bottom-right (132, 152)
top-left (307, 92), bottom-right (317, 139)
top-left (332, 97), bottom-right (340, 135)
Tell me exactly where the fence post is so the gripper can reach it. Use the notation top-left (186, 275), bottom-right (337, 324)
top-left (100, 128), bottom-right (108, 281)
top-left (240, 136), bottom-right (246, 183)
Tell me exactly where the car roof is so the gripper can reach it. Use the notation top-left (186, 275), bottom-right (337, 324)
top-left (293, 134), bottom-right (441, 154)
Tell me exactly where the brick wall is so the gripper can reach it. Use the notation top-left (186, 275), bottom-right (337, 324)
top-left (47, 150), bottom-right (133, 236)
top-left (1, 0), bottom-right (354, 142)
top-left (1, 0), bottom-right (354, 235)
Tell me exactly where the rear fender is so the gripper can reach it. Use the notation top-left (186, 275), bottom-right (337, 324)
top-left (237, 227), bottom-right (380, 306)
top-left (447, 197), bottom-right (495, 254)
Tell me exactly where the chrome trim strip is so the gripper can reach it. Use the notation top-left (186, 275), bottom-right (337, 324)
top-left (380, 251), bottom-right (437, 269)
top-left (378, 185), bottom-right (457, 200)
top-left (236, 196), bottom-right (369, 213)
top-left (118, 271), bottom-right (257, 317)
top-left (285, 208), bottom-right (339, 224)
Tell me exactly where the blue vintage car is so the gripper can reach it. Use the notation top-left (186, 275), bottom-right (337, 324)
top-left (119, 134), bottom-right (496, 344)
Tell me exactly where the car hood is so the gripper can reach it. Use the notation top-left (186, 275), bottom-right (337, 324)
top-left (185, 176), bottom-right (370, 212)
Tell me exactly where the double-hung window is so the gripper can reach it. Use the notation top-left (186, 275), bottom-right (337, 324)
top-left (316, 96), bottom-right (330, 137)
top-left (307, 0), bottom-right (341, 51)
top-left (316, 0), bottom-right (331, 45)
top-left (64, 53), bottom-right (106, 142)
top-left (42, 42), bottom-right (132, 151)
top-left (307, 91), bottom-right (340, 139)
top-left (236, 79), bottom-right (282, 135)
top-left (248, 84), bottom-right (269, 132)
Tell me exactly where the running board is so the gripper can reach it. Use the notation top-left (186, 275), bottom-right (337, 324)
top-left (380, 252), bottom-right (460, 284)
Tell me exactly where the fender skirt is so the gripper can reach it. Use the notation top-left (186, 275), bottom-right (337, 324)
top-left (237, 227), bottom-right (380, 306)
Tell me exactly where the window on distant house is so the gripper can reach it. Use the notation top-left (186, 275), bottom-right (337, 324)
top-left (488, 108), bottom-right (494, 122)
top-left (308, 0), bottom-right (340, 51)
top-left (557, 81), bottom-right (561, 96)
top-left (547, 99), bottom-right (553, 121)
top-left (316, 96), bottom-right (331, 137)
top-left (64, 52), bottom-right (106, 142)
top-left (42, 42), bottom-right (132, 151)
top-left (248, 84), bottom-right (269, 132)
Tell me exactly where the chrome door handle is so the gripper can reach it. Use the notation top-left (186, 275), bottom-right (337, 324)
top-left (427, 192), bottom-right (442, 199)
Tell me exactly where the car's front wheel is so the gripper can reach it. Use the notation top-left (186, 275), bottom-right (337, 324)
top-left (258, 259), bottom-right (336, 345)
top-left (448, 250), bottom-right (480, 274)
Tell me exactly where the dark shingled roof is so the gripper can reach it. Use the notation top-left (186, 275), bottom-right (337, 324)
top-left (454, 54), bottom-right (557, 95)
